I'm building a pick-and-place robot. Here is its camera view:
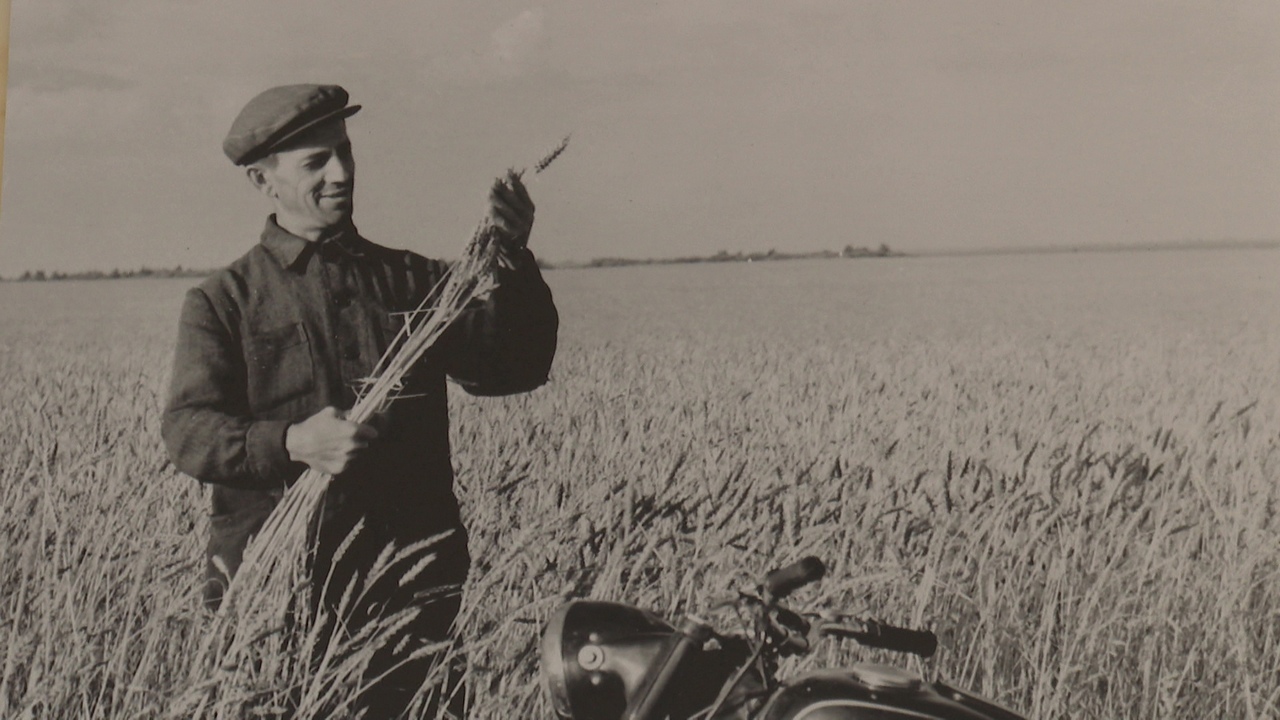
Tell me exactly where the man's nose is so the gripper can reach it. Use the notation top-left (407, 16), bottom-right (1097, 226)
top-left (325, 155), bottom-right (353, 183)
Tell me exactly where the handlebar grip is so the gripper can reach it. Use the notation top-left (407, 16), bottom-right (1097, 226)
top-left (849, 620), bottom-right (938, 658)
top-left (764, 557), bottom-right (826, 599)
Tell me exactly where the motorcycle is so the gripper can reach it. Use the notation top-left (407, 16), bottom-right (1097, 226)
top-left (540, 557), bottom-right (1027, 720)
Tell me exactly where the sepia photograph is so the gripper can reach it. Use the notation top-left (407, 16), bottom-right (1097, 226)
top-left (0, 2), bottom-right (1277, 718)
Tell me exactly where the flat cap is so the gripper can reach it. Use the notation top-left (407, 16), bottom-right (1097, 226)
top-left (223, 84), bottom-right (361, 165)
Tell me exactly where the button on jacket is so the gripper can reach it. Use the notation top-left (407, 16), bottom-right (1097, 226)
top-left (162, 216), bottom-right (558, 604)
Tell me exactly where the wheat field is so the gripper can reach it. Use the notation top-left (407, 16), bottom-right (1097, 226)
top-left (1, 250), bottom-right (1278, 719)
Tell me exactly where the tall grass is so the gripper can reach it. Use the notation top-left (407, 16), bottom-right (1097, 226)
top-left (1, 252), bottom-right (1278, 718)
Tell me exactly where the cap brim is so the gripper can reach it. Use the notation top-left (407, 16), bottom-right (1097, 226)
top-left (238, 104), bottom-right (362, 165)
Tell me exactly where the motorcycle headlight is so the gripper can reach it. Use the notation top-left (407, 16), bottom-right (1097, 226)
top-left (541, 602), bottom-right (575, 719)
top-left (540, 600), bottom-right (678, 720)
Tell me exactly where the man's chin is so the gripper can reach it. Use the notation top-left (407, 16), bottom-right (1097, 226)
top-left (320, 204), bottom-right (354, 224)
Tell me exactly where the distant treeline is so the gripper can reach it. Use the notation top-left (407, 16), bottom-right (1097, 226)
top-left (8, 267), bottom-right (211, 282)
top-left (559, 244), bottom-right (898, 269)
top-left (6, 244), bottom-right (899, 280)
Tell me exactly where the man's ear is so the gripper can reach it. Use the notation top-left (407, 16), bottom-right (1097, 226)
top-left (245, 164), bottom-right (276, 199)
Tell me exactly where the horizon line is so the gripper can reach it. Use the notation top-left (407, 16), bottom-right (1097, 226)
top-left (3, 237), bottom-right (1279, 282)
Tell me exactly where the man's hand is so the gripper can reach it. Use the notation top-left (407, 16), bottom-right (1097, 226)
top-left (489, 170), bottom-right (535, 253)
top-left (284, 406), bottom-right (379, 476)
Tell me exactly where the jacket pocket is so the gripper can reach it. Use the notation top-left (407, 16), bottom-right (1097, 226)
top-left (245, 322), bottom-right (315, 414)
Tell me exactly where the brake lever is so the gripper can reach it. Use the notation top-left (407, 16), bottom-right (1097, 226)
top-left (772, 606), bottom-right (811, 636)
top-left (766, 605), bottom-right (813, 656)
top-left (717, 586), bottom-right (818, 656)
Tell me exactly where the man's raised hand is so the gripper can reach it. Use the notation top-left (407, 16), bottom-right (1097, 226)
top-left (488, 170), bottom-right (535, 253)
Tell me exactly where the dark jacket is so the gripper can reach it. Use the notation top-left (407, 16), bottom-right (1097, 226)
top-left (161, 217), bottom-right (558, 604)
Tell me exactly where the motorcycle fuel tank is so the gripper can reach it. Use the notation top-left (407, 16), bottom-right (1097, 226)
top-left (758, 664), bottom-right (1022, 720)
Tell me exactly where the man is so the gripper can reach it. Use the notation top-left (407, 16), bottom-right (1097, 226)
top-left (161, 84), bottom-right (558, 715)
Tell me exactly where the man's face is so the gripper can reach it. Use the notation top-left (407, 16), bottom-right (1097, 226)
top-left (254, 120), bottom-right (356, 234)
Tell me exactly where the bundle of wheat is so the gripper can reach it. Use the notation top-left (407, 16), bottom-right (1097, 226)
top-left (174, 137), bottom-right (568, 719)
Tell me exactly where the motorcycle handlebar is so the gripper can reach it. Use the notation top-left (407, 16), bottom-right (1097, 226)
top-left (763, 557), bottom-right (826, 599)
top-left (822, 619), bottom-right (938, 658)
top-left (759, 558), bottom-right (936, 658)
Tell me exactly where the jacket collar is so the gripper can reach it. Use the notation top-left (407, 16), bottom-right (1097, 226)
top-left (260, 215), bottom-right (367, 270)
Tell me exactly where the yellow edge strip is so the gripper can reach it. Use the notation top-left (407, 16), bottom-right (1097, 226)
top-left (0, 0), bottom-right (10, 217)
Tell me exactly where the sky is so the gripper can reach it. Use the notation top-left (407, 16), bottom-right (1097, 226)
top-left (0, 0), bottom-right (1277, 276)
